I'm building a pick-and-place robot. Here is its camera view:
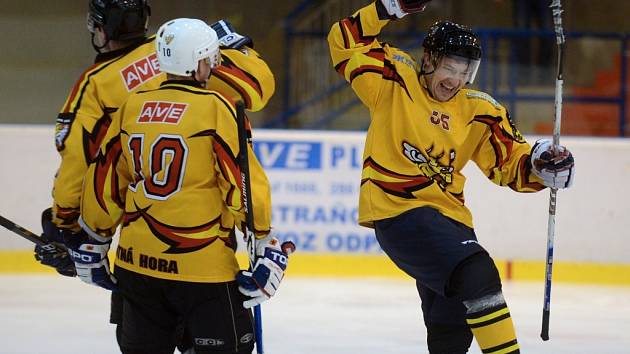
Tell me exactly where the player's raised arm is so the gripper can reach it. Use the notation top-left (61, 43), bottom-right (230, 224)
top-left (208, 19), bottom-right (275, 112)
top-left (327, 2), bottom-right (390, 108)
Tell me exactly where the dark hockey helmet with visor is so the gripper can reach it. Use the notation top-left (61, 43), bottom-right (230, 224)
top-left (422, 21), bottom-right (482, 84)
top-left (87, 0), bottom-right (151, 41)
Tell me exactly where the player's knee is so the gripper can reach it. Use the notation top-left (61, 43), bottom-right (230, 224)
top-left (426, 323), bottom-right (473, 354)
top-left (448, 252), bottom-right (502, 301)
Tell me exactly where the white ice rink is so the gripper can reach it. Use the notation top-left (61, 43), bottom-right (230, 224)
top-left (1, 275), bottom-right (629, 354)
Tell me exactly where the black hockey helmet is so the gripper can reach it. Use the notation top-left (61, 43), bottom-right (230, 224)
top-left (421, 21), bottom-right (481, 83)
top-left (87, 0), bottom-right (151, 41)
top-left (422, 21), bottom-right (481, 61)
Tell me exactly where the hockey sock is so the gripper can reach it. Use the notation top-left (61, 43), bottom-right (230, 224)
top-left (464, 292), bottom-right (520, 354)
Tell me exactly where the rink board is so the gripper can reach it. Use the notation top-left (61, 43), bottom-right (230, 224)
top-left (1, 251), bottom-right (629, 286)
top-left (1, 126), bottom-right (629, 285)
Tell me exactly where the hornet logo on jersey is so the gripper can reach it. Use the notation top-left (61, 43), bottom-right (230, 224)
top-left (403, 141), bottom-right (456, 190)
top-left (55, 115), bottom-right (72, 151)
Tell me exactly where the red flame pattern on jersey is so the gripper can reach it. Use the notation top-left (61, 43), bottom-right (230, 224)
top-left (93, 135), bottom-right (124, 214)
top-left (472, 115), bottom-right (516, 173)
top-left (124, 203), bottom-right (232, 254)
top-left (361, 157), bottom-right (433, 199)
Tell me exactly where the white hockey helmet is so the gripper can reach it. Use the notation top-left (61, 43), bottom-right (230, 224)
top-left (156, 18), bottom-right (221, 76)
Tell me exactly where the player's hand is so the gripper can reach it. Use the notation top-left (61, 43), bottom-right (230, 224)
top-left (64, 230), bottom-right (117, 291)
top-left (237, 235), bottom-right (295, 308)
top-left (530, 139), bottom-right (575, 189)
top-left (34, 208), bottom-right (76, 277)
top-left (210, 19), bottom-right (253, 50)
top-left (379, 0), bottom-right (432, 19)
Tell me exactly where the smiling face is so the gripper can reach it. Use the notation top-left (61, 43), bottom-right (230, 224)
top-left (423, 54), bottom-right (474, 102)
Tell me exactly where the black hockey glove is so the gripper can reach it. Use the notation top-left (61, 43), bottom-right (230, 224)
top-left (34, 208), bottom-right (76, 277)
top-left (210, 19), bottom-right (254, 50)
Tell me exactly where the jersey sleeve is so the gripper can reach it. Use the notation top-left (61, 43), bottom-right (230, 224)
top-left (471, 107), bottom-right (546, 192)
top-left (209, 48), bottom-right (275, 112)
top-left (211, 99), bottom-right (272, 238)
top-left (52, 68), bottom-right (112, 230)
top-left (79, 109), bottom-right (131, 240)
top-left (327, 2), bottom-right (390, 109)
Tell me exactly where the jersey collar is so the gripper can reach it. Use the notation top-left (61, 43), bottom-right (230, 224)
top-left (93, 36), bottom-right (152, 64)
top-left (160, 80), bottom-right (205, 89)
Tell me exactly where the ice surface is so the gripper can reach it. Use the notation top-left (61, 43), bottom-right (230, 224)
top-left (0, 275), bottom-right (629, 353)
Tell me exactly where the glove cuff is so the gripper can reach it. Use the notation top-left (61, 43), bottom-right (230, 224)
top-left (78, 216), bottom-right (111, 243)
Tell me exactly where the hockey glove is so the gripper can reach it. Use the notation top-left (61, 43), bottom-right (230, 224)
top-left (530, 139), bottom-right (575, 189)
top-left (65, 230), bottom-right (117, 291)
top-left (34, 208), bottom-right (76, 277)
top-left (379, 0), bottom-right (432, 19)
top-left (237, 235), bottom-right (295, 308)
top-left (210, 19), bottom-right (254, 50)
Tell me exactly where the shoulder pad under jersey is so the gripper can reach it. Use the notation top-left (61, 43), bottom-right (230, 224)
top-left (464, 90), bottom-right (502, 110)
top-left (388, 47), bottom-right (418, 71)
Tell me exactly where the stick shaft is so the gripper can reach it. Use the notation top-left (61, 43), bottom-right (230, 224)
top-left (236, 101), bottom-right (264, 354)
top-left (541, 0), bottom-right (566, 342)
top-left (0, 214), bottom-right (47, 246)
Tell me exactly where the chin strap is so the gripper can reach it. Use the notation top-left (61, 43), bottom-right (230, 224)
top-left (91, 32), bottom-right (109, 53)
top-left (418, 58), bottom-right (435, 79)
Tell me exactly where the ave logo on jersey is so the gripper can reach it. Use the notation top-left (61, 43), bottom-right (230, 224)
top-left (121, 53), bottom-right (161, 91)
top-left (138, 101), bottom-right (189, 124)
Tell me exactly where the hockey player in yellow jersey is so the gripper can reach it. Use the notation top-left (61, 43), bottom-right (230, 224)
top-left (33, 1), bottom-right (278, 353)
top-left (63, 18), bottom-right (293, 354)
top-left (35, 0), bottom-right (274, 273)
top-left (329, 1), bottom-right (575, 353)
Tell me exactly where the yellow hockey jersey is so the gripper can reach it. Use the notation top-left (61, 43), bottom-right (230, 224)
top-left (52, 36), bottom-right (274, 230)
top-left (328, 3), bottom-right (545, 229)
top-left (80, 81), bottom-right (272, 282)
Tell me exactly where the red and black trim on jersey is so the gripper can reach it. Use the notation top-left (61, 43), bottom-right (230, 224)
top-left (347, 48), bottom-right (385, 81)
top-left (241, 221), bottom-right (272, 240)
top-left (124, 202), bottom-right (234, 254)
top-left (155, 81), bottom-right (238, 117)
top-left (56, 37), bottom-right (153, 152)
top-left (339, 14), bottom-right (377, 49)
top-left (93, 133), bottom-right (125, 214)
top-left (212, 54), bottom-right (263, 110)
top-left (383, 57), bottom-right (412, 99)
top-left (336, 48), bottom-right (411, 99)
top-left (190, 129), bottom-right (242, 209)
top-left (82, 108), bottom-right (115, 164)
top-left (509, 154), bottom-right (545, 192)
top-left (471, 114), bottom-right (517, 175)
top-left (54, 205), bottom-right (81, 228)
top-left (361, 157), bottom-right (433, 198)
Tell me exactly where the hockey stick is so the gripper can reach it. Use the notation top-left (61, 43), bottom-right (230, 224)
top-left (541, 0), bottom-right (565, 342)
top-left (236, 101), bottom-right (265, 354)
top-left (0, 214), bottom-right (57, 248)
top-left (0, 213), bottom-right (75, 269)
